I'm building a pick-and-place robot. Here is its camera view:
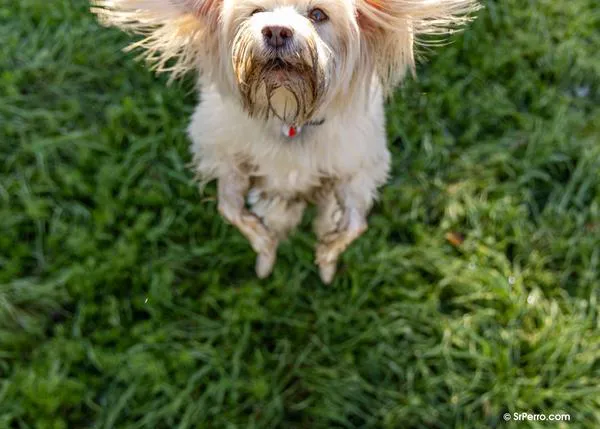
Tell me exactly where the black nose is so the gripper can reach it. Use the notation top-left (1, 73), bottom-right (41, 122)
top-left (262, 25), bottom-right (294, 48)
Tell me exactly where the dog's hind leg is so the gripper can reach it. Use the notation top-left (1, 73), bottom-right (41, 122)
top-left (313, 192), bottom-right (368, 284)
top-left (217, 172), bottom-right (279, 278)
top-left (247, 189), bottom-right (307, 278)
top-left (313, 171), bottom-right (383, 284)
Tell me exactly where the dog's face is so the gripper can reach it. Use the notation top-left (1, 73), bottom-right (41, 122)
top-left (221, 1), bottom-right (359, 124)
top-left (93, 0), bottom-right (479, 123)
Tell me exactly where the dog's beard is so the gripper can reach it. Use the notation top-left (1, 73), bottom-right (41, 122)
top-left (232, 25), bottom-right (328, 125)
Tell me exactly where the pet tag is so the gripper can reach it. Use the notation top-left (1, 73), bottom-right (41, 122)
top-left (282, 125), bottom-right (302, 138)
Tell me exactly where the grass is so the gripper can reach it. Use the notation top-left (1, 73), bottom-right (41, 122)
top-left (1, 0), bottom-right (599, 427)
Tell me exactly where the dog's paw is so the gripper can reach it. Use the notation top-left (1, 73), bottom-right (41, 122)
top-left (237, 213), bottom-right (279, 279)
top-left (318, 261), bottom-right (337, 285)
top-left (315, 211), bottom-right (367, 283)
top-left (256, 251), bottom-right (277, 279)
top-left (239, 212), bottom-right (277, 255)
top-left (315, 233), bottom-right (350, 265)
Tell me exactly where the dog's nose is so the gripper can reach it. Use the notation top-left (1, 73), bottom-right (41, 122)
top-left (262, 25), bottom-right (294, 48)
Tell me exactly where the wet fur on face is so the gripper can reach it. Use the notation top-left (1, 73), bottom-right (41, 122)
top-left (230, 16), bottom-right (327, 124)
top-left (222, 1), bottom-right (362, 125)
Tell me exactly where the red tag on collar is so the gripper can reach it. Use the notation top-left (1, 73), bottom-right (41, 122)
top-left (282, 125), bottom-right (302, 138)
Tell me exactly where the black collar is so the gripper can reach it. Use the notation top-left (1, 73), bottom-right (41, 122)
top-left (281, 118), bottom-right (326, 139)
top-left (304, 118), bottom-right (326, 127)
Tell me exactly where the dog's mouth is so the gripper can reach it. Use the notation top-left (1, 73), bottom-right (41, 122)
top-left (264, 57), bottom-right (302, 74)
top-left (264, 58), bottom-right (289, 78)
top-left (267, 58), bottom-right (287, 70)
top-left (260, 57), bottom-right (309, 85)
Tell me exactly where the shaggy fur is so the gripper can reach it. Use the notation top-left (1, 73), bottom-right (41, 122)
top-left (91, 0), bottom-right (479, 283)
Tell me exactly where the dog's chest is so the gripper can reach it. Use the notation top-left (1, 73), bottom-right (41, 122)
top-left (246, 150), bottom-right (328, 199)
top-left (236, 119), bottom-right (371, 200)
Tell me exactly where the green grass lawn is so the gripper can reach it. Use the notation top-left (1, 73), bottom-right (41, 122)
top-left (1, 0), bottom-right (599, 428)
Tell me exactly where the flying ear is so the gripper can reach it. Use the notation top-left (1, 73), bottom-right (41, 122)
top-left (357, 0), bottom-right (480, 94)
top-left (91, 0), bottom-right (222, 80)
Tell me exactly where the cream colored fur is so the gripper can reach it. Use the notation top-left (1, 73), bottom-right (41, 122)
top-left (92, 0), bottom-right (479, 283)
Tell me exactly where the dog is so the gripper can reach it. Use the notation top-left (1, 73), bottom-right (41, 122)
top-left (92, 0), bottom-right (479, 283)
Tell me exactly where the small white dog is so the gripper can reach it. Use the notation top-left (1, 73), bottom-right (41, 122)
top-left (92, 0), bottom-right (478, 283)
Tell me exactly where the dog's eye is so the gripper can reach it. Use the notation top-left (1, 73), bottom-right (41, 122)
top-left (308, 8), bottom-right (328, 23)
top-left (251, 8), bottom-right (264, 16)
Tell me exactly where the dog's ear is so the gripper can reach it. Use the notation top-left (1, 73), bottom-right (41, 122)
top-left (356, 0), bottom-right (480, 95)
top-left (91, 0), bottom-right (223, 80)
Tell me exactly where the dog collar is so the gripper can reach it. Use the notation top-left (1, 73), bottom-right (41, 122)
top-left (282, 119), bottom-right (325, 139)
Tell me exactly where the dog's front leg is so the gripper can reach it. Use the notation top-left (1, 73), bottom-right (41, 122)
top-left (217, 172), bottom-right (278, 278)
top-left (313, 177), bottom-right (372, 284)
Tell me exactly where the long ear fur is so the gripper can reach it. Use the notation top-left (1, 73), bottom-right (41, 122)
top-left (91, 0), bottom-right (221, 80)
top-left (357, 0), bottom-right (480, 95)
